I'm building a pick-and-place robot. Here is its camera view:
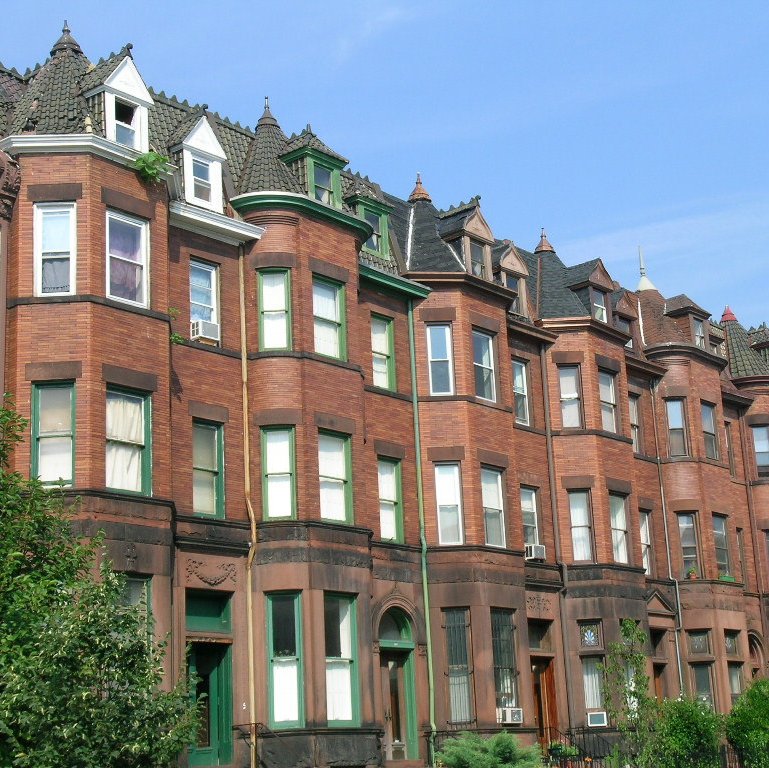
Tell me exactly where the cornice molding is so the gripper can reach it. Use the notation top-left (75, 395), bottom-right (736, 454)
top-left (359, 264), bottom-right (429, 299)
top-left (169, 200), bottom-right (264, 246)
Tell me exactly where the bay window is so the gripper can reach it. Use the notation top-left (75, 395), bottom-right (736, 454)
top-left (610, 493), bottom-right (629, 563)
top-left (259, 270), bottom-right (291, 350)
top-left (262, 427), bottom-right (295, 519)
top-left (324, 594), bottom-right (358, 725)
top-left (427, 324), bottom-right (454, 395)
top-left (472, 330), bottom-right (496, 401)
top-left (107, 210), bottom-right (148, 307)
top-left (435, 463), bottom-right (463, 545)
top-left (106, 388), bottom-right (150, 494)
top-left (599, 370), bottom-right (617, 432)
top-left (559, 366), bottom-right (582, 428)
top-left (481, 467), bottom-right (505, 547)
top-left (318, 432), bottom-right (351, 522)
top-left (34, 202), bottom-right (76, 296)
top-left (313, 277), bottom-right (345, 359)
top-left (32, 382), bottom-right (74, 485)
top-left (569, 490), bottom-right (593, 561)
top-left (268, 593), bottom-right (303, 727)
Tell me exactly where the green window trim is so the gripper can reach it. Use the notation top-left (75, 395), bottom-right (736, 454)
top-left (258, 268), bottom-right (292, 350)
top-left (261, 426), bottom-right (297, 520)
top-left (318, 430), bottom-right (353, 524)
top-left (31, 381), bottom-right (75, 486)
top-left (359, 204), bottom-right (390, 259)
top-left (312, 275), bottom-right (347, 361)
top-left (105, 386), bottom-right (152, 496)
top-left (186, 590), bottom-right (232, 633)
top-left (306, 156), bottom-right (343, 208)
top-left (192, 420), bottom-right (225, 518)
top-left (324, 593), bottom-right (360, 727)
top-left (377, 457), bottom-right (403, 542)
top-left (266, 592), bottom-right (304, 729)
top-left (371, 314), bottom-right (396, 390)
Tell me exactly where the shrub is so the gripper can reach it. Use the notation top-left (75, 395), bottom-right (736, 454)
top-left (436, 731), bottom-right (542, 768)
top-left (727, 678), bottom-right (769, 768)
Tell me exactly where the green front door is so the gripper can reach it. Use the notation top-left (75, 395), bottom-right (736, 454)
top-left (189, 643), bottom-right (232, 766)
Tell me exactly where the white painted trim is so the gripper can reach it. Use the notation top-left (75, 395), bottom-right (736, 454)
top-left (182, 150), bottom-right (223, 212)
top-left (33, 202), bottom-right (77, 297)
top-left (106, 209), bottom-right (149, 308)
top-left (169, 200), bottom-right (264, 246)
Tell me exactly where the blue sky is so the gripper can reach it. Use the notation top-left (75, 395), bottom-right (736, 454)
top-left (4, 2), bottom-right (768, 327)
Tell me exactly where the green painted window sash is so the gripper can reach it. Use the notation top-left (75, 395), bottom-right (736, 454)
top-left (324, 593), bottom-right (360, 726)
top-left (266, 592), bottom-right (304, 728)
top-left (371, 313), bottom-right (396, 390)
top-left (377, 457), bottom-right (403, 542)
top-left (261, 426), bottom-right (297, 519)
top-left (106, 386), bottom-right (152, 496)
top-left (312, 276), bottom-right (347, 361)
top-left (31, 381), bottom-right (75, 486)
top-left (186, 591), bottom-right (232, 633)
top-left (258, 268), bottom-right (292, 350)
top-left (307, 156), bottom-right (342, 208)
top-left (192, 420), bottom-right (225, 518)
top-left (359, 204), bottom-right (390, 259)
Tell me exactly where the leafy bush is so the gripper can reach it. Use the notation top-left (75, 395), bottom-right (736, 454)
top-left (639, 698), bottom-right (723, 768)
top-left (727, 678), bottom-right (769, 768)
top-left (132, 150), bottom-right (170, 183)
top-left (436, 731), bottom-right (542, 768)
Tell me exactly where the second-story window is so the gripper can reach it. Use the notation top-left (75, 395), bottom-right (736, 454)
top-left (598, 370), bottom-right (617, 433)
top-left (569, 490), bottom-right (593, 561)
top-left (752, 426), bottom-right (769, 477)
top-left (520, 487), bottom-right (539, 545)
top-left (481, 467), bottom-right (505, 547)
top-left (318, 432), bottom-right (351, 523)
top-left (107, 210), bottom-right (148, 307)
top-left (427, 325), bottom-right (454, 395)
top-left (666, 399), bottom-right (688, 456)
top-left (34, 203), bottom-right (76, 296)
top-left (259, 270), bottom-right (291, 350)
top-left (313, 278), bottom-right (345, 359)
top-left (472, 330), bottom-right (495, 401)
top-left (678, 512), bottom-right (699, 578)
top-left (32, 382), bottom-right (75, 486)
top-left (435, 463), bottom-right (463, 545)
top-left (713, 515), bottom-right (730, 576)
top-left (640, 510), bottom-right (652, 575)
top-left (190, 260), bottom-right (219, 342)
top-left (512, 359), bottom-right (530, 425)
top-left (559, 366), bottom-right (582, 428)
top-left (701, 402), bottom-right (718, 459)
top-left (106, 387), bottom-right (151, 495)
top-left (192, 420), bottom-right (224, 517)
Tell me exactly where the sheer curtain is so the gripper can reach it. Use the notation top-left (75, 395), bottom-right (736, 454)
top-left (262, 272), bottom-right (288, 347)
top-left (313, 282), bottom-right (339, 356)
top-left (109, 217), bottom-right (143, 302)
top-left (582, 657), bottom-right (603, 709)
top-left (273, 658), bottom-right (299, 722)
top-left (326, 600), bottom-right (352, 721)
top-left (319, 435), bottom-right (345, 519)
top-left (38, 387), bottom-right (72, 482)
top-left (266, 430), bottom-right (292, 516)
top-left (570, 492), bottom-right (592, 560)
top-left (436, 464), bottom-right (461, 544)
top-left (106, 391), bottom-right (143, 491)
top-left (378, 461), bottom-right (397, 539)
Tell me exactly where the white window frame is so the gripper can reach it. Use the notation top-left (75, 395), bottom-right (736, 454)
top-left (521, 487), bottom-right (539, 546)
top-left (190, 259), bottom-right (219, 325)
top-left (593, 290), bottom-right (608, 323)
top-left (318, 432), bottom-right (350, 522)
top-left (104, 91), bottom-right (149, 152)
top-left (481, 466), bottom-right (505, 548)
top-left (640, 510), bottom-right (652, 575)
top-left (435, 463), bottom-right (463, 545)
top-left (569, 490), bottom-right (593, 561)
top-left (512, 359), bottom-right (530, 425)
top-left (106, 209), bottom-right (149, 307)
top-left (629, 394), bottom-right (641, 452)
top-left (259, 270), bottom-right (291, 351)
top-left (599, 370), bottom-right (617, 433)
top-left (263, 427), bottom-right (295, 519)
top-left (582, 656), bottom-right (605, 711)
top-left (472, 329), bottom-right (496, 402)
top-left (34, 202), bottom-right (76, 297)
top-left (559, 365), bottom-right (583, 428)
top-left (427, 324), bottom-right (454, 396)
top-left (610, 493), bottom-right (629, 564)
top-left (183, 150), bottom-right (224, 213)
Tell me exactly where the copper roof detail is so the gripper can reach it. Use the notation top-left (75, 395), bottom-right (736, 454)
top-left (534, 228), bottom-right (555, 253)
top-left (408, 173), bottom-right (431, 203)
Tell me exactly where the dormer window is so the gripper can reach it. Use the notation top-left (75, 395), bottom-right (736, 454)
top-left (469, 239), bottom-right (486, 278)
top-left (615, 316), bottom-right (633, 349)
top-left (114, 99), bottom-right (138, 147)
top-left (693, 318), bottom-right (706, 348)
top-left (505, 274), bottom-right (520, 313)
top-left (364, 210), bottom-right (381, 251)
top-left (192, 159), bottom-right (211, 202)
top-left (358, 203), bottom-right (390, 259)
top-left (313, 163), bottom-right (334, 205)
top-left (177, 117), bottom-right (226, 213)
top-left (593, 291), bottom-right (608, 323)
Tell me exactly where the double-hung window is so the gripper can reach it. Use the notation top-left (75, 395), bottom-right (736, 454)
top-left (435, 463), bottom-right (463, 545)
top-left (34, 203), bottom-right (76, 296)
top-left (593, 291), bottom-right (608, 323)
top-left (469, 240), bottom-right (486, 278)
top-left (693, 318), bottom-right (706, 348)
top-left (521, 487), bottom-right (539, 545)
top-left (313, 164), bottom-right (335, 205)
top-left (666, 399), bottom-right (688, 456)
top-left (610, 494), bottom-right (629, 563)
top-left (259, 270), bottom-right (291, 350)
top-left (701, 403), bottom-right (718, 459)
top-left (377, 458), bottom-right (402, 541)
top-left (32, 382), bottom-right (75, 485)
top-left (752, 426), bottom-right (769, 476)
top-left (324, 594), bottom-right (358, 725)
top-left (599, 371), bottom-right (617, 432)
top-left (262, 427), bottom-right (295, 519)
top-left (371, 315), bottom-right (395, 389)
top-left (640, 510), bottom-right (652, 575)
top-left (559, 366), bottom-right (582, 428)
top-left (318, 432), bottom-right (351, 522)
top-left (191, 158), bottom-right (212, 203)
top-left (107, 210), bottom-right (148, 306)
top-left (114, 99), bottom-right (139, 148)
top-left (629, 394), bottom-right (641, 452)
top-left (569, 490), bottom-right (593, 561)
top-left (582, 656), bottom-right (604, 712)
top-left (444, 608), bottom-right (473, 724)
top-left (427, 325), bottom-right (454, 395)
top-left (190, 260), bottom-right (219, 341)
top-left (106, 388), bottom-right (150, 494)
top-left (491, 609), bottom-right (517, 715)
top-left (362, 209), bottom-right (387, 255)
top-left (192, 421), bottom-right (224, 516)
top-left (512, 359), bottom-right (530, 425)
top-left (267, 593), bottom-right (303, 728)
top-left (482, 467), bottom-right (505, 547)
top-left (678, 513), bottom-right (699, 577)
top-left (472, 330), bottom-right (496, 401)
top-left (713, 515), bottom-right (730, 576)
top-left (313, 278), bottom-right (345, 359)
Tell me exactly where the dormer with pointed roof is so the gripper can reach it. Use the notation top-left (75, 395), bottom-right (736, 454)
top-left (494, 239), bottom-right (530, 316)
top-left (565, 258), bottom-right (615, 324)
top-left (436, 196), bottom-right (496, 280)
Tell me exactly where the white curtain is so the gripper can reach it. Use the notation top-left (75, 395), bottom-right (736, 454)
top-left (449, 671), bottom-right (472, 723)
top-left (378, 461), bottom-right (397, 539)
top-left (262, 272), bottom-right (288, 348)
top-left (560, 367), bottom-right (581, 427)
top-left (319, 435), bottom-right (346, 519)
top-left (582, 657), bottom-right (603, 709)
top-left (266, 430), bottom-right (292, 516)
top-left (611, 496), bottom-right (628, 562)
top-left (436, 464), bottom-right (461, 543)
top-left (272, 658), bottom-right (299, 722)
top-left (570, 492), bottom-right (592, 560)
top-left (39, 437), bottom-right (71, 482)
top-left (106, 392), bottom-right (143, 491)
top-left (371, 318), bottom-right (389, 387)
top-left (326, 661), bottom-right (352, 721)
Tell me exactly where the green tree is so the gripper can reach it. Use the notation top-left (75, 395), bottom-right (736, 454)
top-left (639, 697), bottom-right (723, 768)
top-left (435, 731), bottom-right (542, 768)
top-left (601, 619), bottom-right (657, 761)
top-left (0, 399), bottom-right (198, 767)
top-left (726, 678), bottom-right (769, 768)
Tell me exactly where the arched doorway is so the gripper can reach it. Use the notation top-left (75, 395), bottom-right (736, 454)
top-left (378, 609), bottom-right (418, 762)
top-left (748, 633), bottom-right (765, 679)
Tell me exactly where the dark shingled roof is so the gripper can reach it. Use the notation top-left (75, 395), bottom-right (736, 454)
top-left (343, 171), bottom-right (384, 204)
top-left (666, 293), bottom-right (709, 317)
top-left (537, 252), bottom-right (592, 319)
top-left (282, 126), bottom-right (348, 164)
top-left (436, 197), bottom-right (480, 239)
top-left (167, 107), bottom-right (208, 148)
top-left (564, 259), bottom-right (601, 287)
top-left (722, 314), bottom-right (769, 379)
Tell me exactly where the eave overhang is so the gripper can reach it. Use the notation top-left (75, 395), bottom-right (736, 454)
top-left (405, 270), bottom-right (515, 304)
top-left (169, 200), bottom-right (264, 246)
top-left (230, 191), bottom-right (372, 241)
top-left (721, 386), bottom-right (755, 409)
top-left (644, 342), bottom-right (729, 371)
top-left (359, 264), bottom-right (430, 299)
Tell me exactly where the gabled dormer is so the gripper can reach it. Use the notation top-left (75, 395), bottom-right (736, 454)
top-left (437, 198), bottom-right (494, 280)
top-left (281, 125), bottom-right (348, 208)
top-left (347, 187), bottom-right (392, 261)
top-left (496, 241), bottom-right (530, 316)
top-left (84, 55), bottom-right (153, 151)
top-left (172, 115), bottom-right (227, 212)
top-left (613, 290), bottom-right (639, 348)
top-left (664, 294), bottom-right (710, 349)
top-left (566, 259), bottom-right (615, 324)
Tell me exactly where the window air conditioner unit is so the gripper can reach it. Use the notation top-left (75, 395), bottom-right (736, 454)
top-left (497, 707), bottom-right (524, 725)
top-left (524, 544), bottom-right (546, 561)
top-left (190, 320), bottom-right (220, 343)
top-left (587, 710), bottom-right (608, 727)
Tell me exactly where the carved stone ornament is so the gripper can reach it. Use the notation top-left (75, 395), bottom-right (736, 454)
top-left (526, 593), bottom-right (552, 616)
top-left (0, 151), bottom-right (21, 221)
top-left (124, 542), bottom-right (138, 570)
top-left (186, 559), bottom-right (237, 586)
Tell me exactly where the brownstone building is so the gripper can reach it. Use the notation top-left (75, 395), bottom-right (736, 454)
top-left (1, 27), bottom-right (768, 768)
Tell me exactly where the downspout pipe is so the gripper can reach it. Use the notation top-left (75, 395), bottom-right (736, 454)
top-left (540, 347), bottom-right (575, 731)
top-left (408, 299), bottom-right (436, 765)
top-left (239, 244), bottom-right (258, 768)
top-left (650, 379), bottom-right (685, 694)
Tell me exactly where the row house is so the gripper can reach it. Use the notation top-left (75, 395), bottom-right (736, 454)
top-left (0, 26), bottom-right (767, 768)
